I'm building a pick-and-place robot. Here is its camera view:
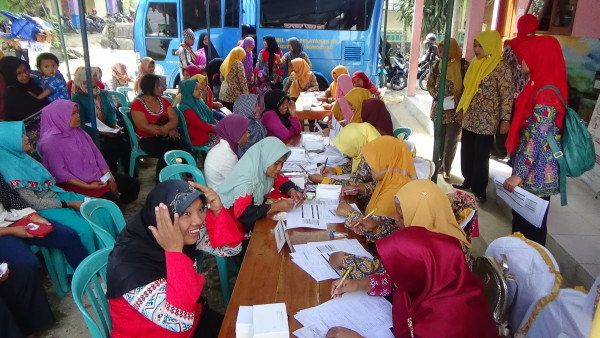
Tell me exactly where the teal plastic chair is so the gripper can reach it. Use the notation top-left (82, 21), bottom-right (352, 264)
top-left (162, 95), bottom-right (173, 104)
top-left (158, 164), bottom-right (206, 185)
top-left (29, 245), bottom-right (70, 298)
top-left (80, 199), bottom-right (126, 248)
top-left (118, 107), bottom-right (149, 177)
top-left (106, 91), bottom-right (129, 108)
top-left (162, 91), bottom-right (176, 100)
top-left (393, 127), bottom-right (413, 140)
top-left (196, 252), bottom-right (231, 307)
top-left (173, 106), bottom-right (211, 161)
top-left (164, 150), bottom-right (197, 166)
top-left (116, 86), bottom-right (134, 105)
top-left (72, 247), bottom-right (112, 338)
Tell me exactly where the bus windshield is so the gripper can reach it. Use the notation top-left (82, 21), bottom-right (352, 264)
top-left (260, 0), bottom-right (375, 31)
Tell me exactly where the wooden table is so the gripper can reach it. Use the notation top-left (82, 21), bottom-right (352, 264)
top-left (295, 94), bottom-right (332, 130)
top-left (218, 218), bottom-right (366, 337)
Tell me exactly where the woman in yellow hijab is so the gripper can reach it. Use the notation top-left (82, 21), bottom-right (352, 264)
top-left (218, 46), bottom-right (248, 110)
top-left (331, 87), bottom-right (372, 125)
top-left (283, 58), bottom-right (318, 98)
top-left (325, 65), bottom-right (349, 99)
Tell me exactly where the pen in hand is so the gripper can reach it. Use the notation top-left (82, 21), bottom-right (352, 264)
top-left (362, 208), bottom-right (377, 220)
top-left (332, 266), bottom-right (353, 298)
top-left (321, 157), bottom-right (329, 176)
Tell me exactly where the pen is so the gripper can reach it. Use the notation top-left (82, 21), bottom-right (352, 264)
top-left (332, 266), bottom-right (354, 298)
top-left (362, 208), bottom-right (378, 220)
top-left (298, 165), bottom-right (309, 174)
top-left (339, 120), bottom-right (346, 123)
top-left (321, 157), bottom-right (328, 175)
top-left (343, 188), bottom-right (360, 194)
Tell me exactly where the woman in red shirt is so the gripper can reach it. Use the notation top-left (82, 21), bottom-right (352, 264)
top-left (130, 74), bottom-right (193, 181)
top-left (178, 78), bottom-right (216, 146)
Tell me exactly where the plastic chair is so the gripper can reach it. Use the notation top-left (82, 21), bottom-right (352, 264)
top-left (29, 245), bottom-right (70, 298)
top-left (72, 247), bottom-right (112, 338)
top-left (116, 86), bottom-right (134, 105)
top-left (118, 107), bottom-right (149, 177)
top-left (393, 127), bottom-right (413, 140)
top-left (173, 106), bottom-right (211, 160)
top-left (162, 95), bottom-right (173, 104)
top-left (158, 164), bottom-right (206, 185)
top-left (80, 199), bottom-right (126, 248)
top-left (106, 91), bottom-right (129, 108)
top-left (196, 251), bottom-right (231, 307)
top-left (164, 150), bottom-right (197, 166)
top-left (163, 91), bottom-right (176, 99)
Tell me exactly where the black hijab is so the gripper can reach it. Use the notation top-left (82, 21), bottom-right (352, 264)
top-left (265, 89), bottom-right (292, 129)
top-left (106, 180), bottom-right (205, 299)
top-left (206, 57), bottom-right (223, 88)
top-left (263, 35), bottom-right (280, 77)
top-left (197, 32), bottom-right (219, 64)
top-left (0, 56), bottom-right (48, 121)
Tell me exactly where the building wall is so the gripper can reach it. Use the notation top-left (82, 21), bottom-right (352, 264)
top-left (515, 0), bottom-right (600, 38)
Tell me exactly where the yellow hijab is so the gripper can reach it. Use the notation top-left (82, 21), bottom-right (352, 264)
top-left (220, 47), bottom-right (246, 80)
top-left (343, 87), bottom-right (371, 123)
top-left (437, 37), bottom-right (463, 94)
top-left (456, 30), bottom-right (502, 113)
top-left (332, 123), bottom-right (381, 172)
top-left (289, 58), bottom-right (312, 98)
top-left (395, 179), bottom-right (469, 248)
top-left (328, 65), bottom-right (349, 96)
top-left (362, 136), bottom-right (417, 218)
top-left (191, 74), bottom-right (208, 85)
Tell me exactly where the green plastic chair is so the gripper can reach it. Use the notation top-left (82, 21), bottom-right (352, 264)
top-left (162, 95), bottom-right (173, 104)
top-left (72, 247), bottom-right (112, 338)
top-left (116, 86), bottom-right (134, 105)
top-left (393, 127), bottom-right (413, 140)
top-left (196, 252), bottom-right (231, 307)
top-left (118, 107), bottom-right (149, 177)
top-left (158, 164), bottom-right (206, 185)
top-left (173, 106), bottom-right (211, 161)
top-left (164, 150), bottom-right (197, 166)
top-left (106, 91), bottom-right (129, 108)
top-left (80, 199), bottom-right (126, 248)
top-left (29, 245), bottom-right (70, 298)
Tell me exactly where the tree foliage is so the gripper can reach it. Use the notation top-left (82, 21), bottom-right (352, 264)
top-left (392, 0), bottom-right (450, 39)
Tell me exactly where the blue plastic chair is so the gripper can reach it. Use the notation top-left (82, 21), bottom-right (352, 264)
top-left (158, 164), bottom-right (206, 185)
top-left (29, 245), bottom-right (70, 298)
top-left (118, 107), bottom-right (149, 177)
top-left (80, 199), bottom-right (126, 248)
top-left (106, 91), bottom-right (129, 108)
top-left (164, 150), bottom-right (197, 166)
top-left (116, 86), bottom-right (134, 105)
top-left (393, 127), bottom-right (413, 140)
top-left (173, 106), bottom-right (211, 161)
top-left (72, 247), bottom-right (112, 338)
top-left (196, 252), bottom-right (231, 307)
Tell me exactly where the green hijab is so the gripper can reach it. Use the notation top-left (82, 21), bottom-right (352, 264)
top-left (216, 137), bottom-right (291, 208)
top-left (177, 79), bottom-right (217, 124)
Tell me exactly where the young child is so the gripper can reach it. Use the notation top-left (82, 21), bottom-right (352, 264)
top-left (31, 53), bottom-right (69, 101)
top-left (254, 69), bottom-right (271, 113)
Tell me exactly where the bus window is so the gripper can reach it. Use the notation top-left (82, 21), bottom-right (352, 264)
top-left (145, 3), bottom-right (178, 37)
top-left (224, 0), bottom-right (240, 28)
top-left (259, 0), bottom-right (375, 31)
top-left (183, 0), bottom-right (221, 31)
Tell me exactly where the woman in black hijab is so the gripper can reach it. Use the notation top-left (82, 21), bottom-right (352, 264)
top-left (0, 56), bottom-right (49, 121)
top-left (257, 35), bottom-right (283, 89)
top-left (260, 89), bottom-right (302, 141)
top-left (196, 32), bottom-right (219, 65)
top-left (107, 180), bottom-right (231, 337)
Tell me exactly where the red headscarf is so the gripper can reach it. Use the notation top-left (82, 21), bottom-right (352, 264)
top-left (351, 71), bottom-right (378, 92)
top-left (361, 98), bottom-right (394, 136)
top-left (506, 36), bottom-right (567, 154)
top-left (504, 14), bottom-right (538, 57)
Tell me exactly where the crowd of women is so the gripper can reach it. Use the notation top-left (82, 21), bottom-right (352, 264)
top-left (0, 16), bottom-right (586, 336)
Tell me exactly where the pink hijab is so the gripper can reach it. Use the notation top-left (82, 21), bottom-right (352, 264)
top-left (335, 74), bottom-right (355, 121)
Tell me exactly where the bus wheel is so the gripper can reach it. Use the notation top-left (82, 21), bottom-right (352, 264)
top-left (316, 75), bottom-right (329, 91)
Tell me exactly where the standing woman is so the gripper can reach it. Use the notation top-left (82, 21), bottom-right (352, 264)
top-left (280, 37), bottom-right (312, 78)
top-left (239, 37), bottom-right (256, 92)
top-left (503, 36), bottom-right (567, 246)
top-left (196, 32), bottom-right (219, 67)
top-left (178, 28), bottom-right (200, 79)
top-left (233, 94), bottom-right (267, 157)
top-left (260, 89), bottom-right (302, 141)
top-left (426, 37), bottom-right (465, 180)
top-left (218, 47), bottom-right (248, 111)
top-left (453, 30), bottom-right (512, 203)
top-left (133, 57), bottom-right (155, 95)
top-left (282, 58), bottom-right (318, 99)
top-left (257, 35), bottom-right (283, 89)
top-left (0, 56), bottom-right (48, 121)
top-left (325, 65), bottom-right (349, 100)
top-left (178, 78), bottom-right (217, 147)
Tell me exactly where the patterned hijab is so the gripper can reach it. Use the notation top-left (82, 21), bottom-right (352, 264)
top-left (362, 136), bottom-right (417, 218)
top-left (233, 94), bottom-right (267, 156)
top-left (180, 28), bottom-right (197, 64)
top-left (111, 63), bottom-right (129, 86)
top-left (216, 137), bottom-right (290, 208)
top-left (220, 47), bottom-right (246, 80)
top-left (289, 58), bottom-right (312, 98)
top-left (73, 66), bottom-right (102, 96)
top-left (287, 37), bottom-right (303, 59)
top-left (332, 122), bottom-right (381, 172)
top-left (178, 79), bottom-right (216, 124)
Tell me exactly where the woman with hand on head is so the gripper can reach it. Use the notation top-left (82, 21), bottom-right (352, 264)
top-left (260, 89), bottom-right (302, 142)
top-left (233, 94), bottom-right (267, 157)
top-left (216, 137), bottom-right (304, 232)
top-left (107, 180), bottom-right (233, 337)
top-left (109, 62), bottom-right (133, 91)
top-left (219, 47), bottom-right (248, 111)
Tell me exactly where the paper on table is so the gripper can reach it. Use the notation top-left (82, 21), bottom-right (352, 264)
top-left (305, 139), bottom-right (325, 153)
top-left (494, 175), bottom-right (549, 228)
top-left (316, 184), bottom-right (342, 200)
top-left (274, 220), bottom-right (287, 252)
top-left (443, 96), bottom-right (455, 110)
top-left (86, 118), bottom-right (121, 133)
top-left (286, 200), bottom-right (345, 229)
top-left (328, 173), bottom-right (351, 180)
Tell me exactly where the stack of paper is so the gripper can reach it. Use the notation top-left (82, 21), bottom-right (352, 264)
top-left (293, 291), bottom-right (394, 338)
top-left (315, 184), bottom-right (342, 200)
top-left (305, 139), bottom-right (325, 153)
top-left (236, 303), bottom-right (290, 338)
top-left (286, 199), bottom-right (346, 229)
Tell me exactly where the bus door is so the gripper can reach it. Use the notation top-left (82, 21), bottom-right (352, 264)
top-left (222, 0), bottom-right (242, 52)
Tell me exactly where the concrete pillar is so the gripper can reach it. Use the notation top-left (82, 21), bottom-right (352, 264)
top-left (463, 0), bottom-right (486, 61)
top-left (406, 0), bottom-right (424, 97)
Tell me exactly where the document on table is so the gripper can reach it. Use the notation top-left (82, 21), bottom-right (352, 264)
top-left (494, 175), bottom-right (549, 228)
top-left (315, 184), bottom-right (342, 200)
top-left (286, 200), bottom-right (346, 230)
top-left (293, 291), bottom-right (393, 338)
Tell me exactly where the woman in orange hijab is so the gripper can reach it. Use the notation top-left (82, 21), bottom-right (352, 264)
top-left (282, 58), bottom-right (318, 98)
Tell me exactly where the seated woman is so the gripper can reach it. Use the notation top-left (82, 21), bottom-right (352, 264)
top-left (190, 74), bottom-right (225, 119)
top-left (204, 114), bottom-right (250, 190)
top-left (205, 57), bottom-right (223, 97)
top-left (351, 70), bottom-right (379, 96)
top-left (324, 65), bottom-right (349, 100)
top-left (332, 87), bottom-right (371, 125)
top-left (107, 180), bottom-right (231, 337)
top-left (0, 121), bottom-right (96, 253)
top-left (327, 180), bottom-right (497, 338)
top-left (38, 100), bottom-right (140, 205)
top-left (216, 137), bottom-right (304, 232)
top-left (260, 89), bottom-right (302, 142)
top-left (218, 47), bottom-right (248, 111)
top-left (336, 136), bottom-right (416, 243)
top-left (282, 58), bottom-right (318, 99)
top-left (178, 79), bottom-right (217, 147)
top-left (109, 63), bottom-right (133, 91)
top-left (131, 74), bottom-right (193, 182)
top-left (361, 98), bottom-right (394, 136)
top-left (234, 94), bottom-right (267, 157)
top-left (0, 56), bottom-right (49, 122)
top-left (309, 123), bottom-right (380, 210)
top-left (71, 66), bottom-right (133, 175)
top-left (134, 57), bottom-right (155, 95)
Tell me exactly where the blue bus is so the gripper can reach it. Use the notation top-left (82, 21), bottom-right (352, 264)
top-left (133, 0), bottom-right (383, 89)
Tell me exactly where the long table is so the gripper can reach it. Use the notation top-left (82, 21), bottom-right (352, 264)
top-left (218, 218), bottom-right (366, 337)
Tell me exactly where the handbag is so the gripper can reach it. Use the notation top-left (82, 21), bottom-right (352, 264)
top-left (11, 218), bottom-right (53, 237)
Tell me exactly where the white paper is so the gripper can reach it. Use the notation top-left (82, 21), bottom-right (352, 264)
top-left (100, 172), bottom-right (111, 183)
top-left (0, 262), bottom-right (7, 277)
top-left (286, 200), bottom-right (345, 230)
top-left (494, 175), bottom-right (550, 228)
top-left (218, 106), bottom-right (232, 115)
top-left (274, 220), bottom-right (287, 253)
top-left (86, 118), bottom-right (121, 134)
top-left (305, 139), bottom-right (325, 153)
top-left (316, 184), bottom-right (342, 200)
top-left (443, 95), bottom-right (455, 110)
top-left (253, 303), bottom-right (289, 338)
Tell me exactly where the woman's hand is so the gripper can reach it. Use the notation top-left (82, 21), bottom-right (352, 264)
top-left (108, 177), bottom-right (118, 194)
top-left (308, 174), bottom-right (325, 183)
top-left (287, 188), bottom-right (304, 206)
top-left (321, 166), bottom-right (337, 176)
top-left (168, 129), bottom-right (181, 140)
top-left (340, 184), bottom-right (365, 198)
top-left (88, 181), bottom-right (108, 190)
top-left (0, 266), bottom-right (9, 283)
top-left (189, 182), bottom-right (223, 216)
top-left (330, 277), bottom-right (370, 298)
top-left (322, 128), bottom-right (331, 137)
top-left (348, 217), bottom-right (378, 234)
top-left (336, 201), bottom-right (354, 216)
top-left (288, 100), bottom-right (297, 117)
top-left (499, 120), bottom-right (510, 134)
top-left (503, 175), bottom-right (523, 193)
top-left (328, 252), bottom-right (346, 270)
top-left (10, 226), bottom-right (34, 238)
top-left (270, 199), bottom-right (295, 213)
top-left (66, 201), bottom-right (83, 211)
top-left (213, 101), bottom-right (223, 109)
top-left (326, 327), bottom-right (364, 338)
top-left (148, 203), bottom-right (184, 252)
top-left (29, 214), bottom-right (51, 225)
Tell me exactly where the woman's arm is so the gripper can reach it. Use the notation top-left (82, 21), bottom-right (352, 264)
top-left (305, 74), bottom-right (319, 92)
top-left (426, 62), bottom-right (438, 97)
top-left (183, 108), bottom-right (214, 134)
top-left (15, 188), bottom-right (62, 210)
top-left (283, 73), bottom-right (293, 93)
top-left (233, 194), bottom-right (271, 231)
top-left (261, 110), bottom-right (299, 141)
top-left (160, 104), bottom-right (180, 135)
top-left (131, 108), bottom-right (161, 135)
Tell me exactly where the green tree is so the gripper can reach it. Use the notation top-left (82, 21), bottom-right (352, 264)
top-left (392, 0), bottom-right (450, 41)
